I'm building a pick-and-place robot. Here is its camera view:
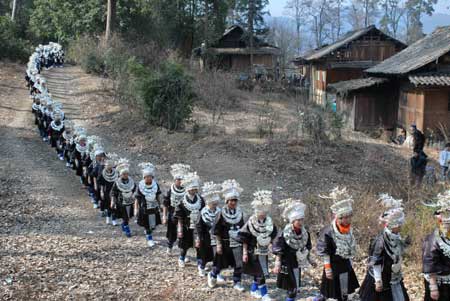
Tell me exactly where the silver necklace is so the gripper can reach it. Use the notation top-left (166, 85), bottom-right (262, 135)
top-left (102, 168), bottom-right (117, 183)
top-left (331, 221), bottom-right (356, 259)
top-left (221, 206), bottom-right (243, 225)
top-left (170, 184), bottom-right (185, 207)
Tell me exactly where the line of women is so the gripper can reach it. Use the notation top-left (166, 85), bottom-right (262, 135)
top-left (23, 44), bottom-right (450, 301)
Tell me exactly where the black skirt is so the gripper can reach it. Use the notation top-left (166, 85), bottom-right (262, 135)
top-left (216, 243), bottom-right (237, 269)
top-left (166, 212), bottom-right (177, 243)
top-left (424, 280), bottom-right (450, 301)
top-left (116, 204), bottom-right (134, 220)
top-left (137, 207), bottom-right (162, 229)
top-left (359, 273), bottom-right (409, 301)
top-left (178, 226), bottom-right (195, 251)
top-left (320, 260), bottom-right (359, 301)
top-left (276, 265), bottom-right (302, 292)
top-left (198, 237), bottom-right (214, 265)
top-left (242, 252), bottom-right (266, 278)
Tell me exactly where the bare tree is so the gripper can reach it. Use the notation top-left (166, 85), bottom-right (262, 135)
top-left (380, 0), bottom-right (405, 38)
top-left (311, 0), bottom-right (332, 47)
top-left (347, 2), bottom-right (366, 29)
top-left (249, 0), bottom-right (255, 71)
top-left (105, 0), bottom-right (116, 43)
top-left (283, 0), bottom-right (312, 55)
top-left (347, 0), bottom-right (379, 30)
top-left (268, 18), bottom-right (298, 72)
top-left (11, 0), bottom-right (18, 21)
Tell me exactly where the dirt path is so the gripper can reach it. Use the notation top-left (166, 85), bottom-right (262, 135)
top-left (2, 63), bottom-right (429, 300)
top-left (0, 65), bottom-right (327, 300)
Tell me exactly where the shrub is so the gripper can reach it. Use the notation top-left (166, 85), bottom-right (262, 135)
top-left (137, 60), bottom-right (195, 130)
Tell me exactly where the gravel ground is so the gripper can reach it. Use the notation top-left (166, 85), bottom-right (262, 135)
top-left (0, 63), bottom-right (425, 300)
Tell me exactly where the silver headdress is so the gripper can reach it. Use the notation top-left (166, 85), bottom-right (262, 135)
top-left (87, 136), bottom-right (102, 160)
top-left (221, 179), bottom-right (243, 202)
top-left (424, 190), bottom-right (450, 224)
top-left (94, 144), bottom-right (105, 157)
top-left (251, 190), bottom-right (273, 213)
top-left (105, 153), bottom-right (119, 168)
top-left (139, 162), bottom-right (156, 178)
top-left (183, 172), bottom-right (200, 190)
top-left (170, 163), bottom-right (191, 180)
top-left (279, 198), bottom-right (307, 223)
top-left (320, 187), bottom-right (353, 218)
top-left (53, 110), bottom-right (62, 120)
top-left (116, 158), bottom-right (130, 176)
top-left (202, 182), bottom-right (222, 204)
top-left (378, 193), bottom-right (405, 229)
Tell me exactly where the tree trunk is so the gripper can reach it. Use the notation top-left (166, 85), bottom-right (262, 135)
top-left (105, 0), bottom-right (116, 43)
top-left (249, 0), bottom-right (255, 75)
top-left (11, 0), bottom-right (18, 21)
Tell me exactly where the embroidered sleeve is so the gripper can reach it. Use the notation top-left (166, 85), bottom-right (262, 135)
top-left (369, 235), bottom-right (384, 266)
top-left (271, 232), bottom-right (286, 255)
top-left (422, 234), bottom-right (441, 274)
top-left (317, 226), bottom-right (332, 257)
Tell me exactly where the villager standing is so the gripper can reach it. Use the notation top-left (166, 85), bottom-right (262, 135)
top-left (359, 193), bottom-right (410, 301)
top-left (317, 187), bottom-right (359, 301)
top-left (410, 150), bottom-right (427, 187)
top-left (411, 124), bottom-right (426, 153)
top-left (239, 190), bottom-right (278, 300)
top-left (439, 143), bottom-right (450, 181)
top-left (272, 200), bottom-right (313, 301)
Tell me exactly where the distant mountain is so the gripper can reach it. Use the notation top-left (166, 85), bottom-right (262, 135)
top-left (423, 13), bottom-right (450, 33)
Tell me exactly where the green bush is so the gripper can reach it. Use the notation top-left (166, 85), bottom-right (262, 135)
top-left (0, 16), bottom-right (31, 62)
top-left (137, 60), bottom-right (195, 130)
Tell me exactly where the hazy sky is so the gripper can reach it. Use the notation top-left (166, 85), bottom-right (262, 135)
top-left (267, 0), bottom-right (450, 17)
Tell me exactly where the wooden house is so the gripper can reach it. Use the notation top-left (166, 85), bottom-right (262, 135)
top-left (194, 25), bottom-right (280, 73)
top-left (327, 78), bottom-right (398, 131)
top-left (366, 26), bottom-right (450, 134)
top-left (297, 25), bottom-right (406, 105)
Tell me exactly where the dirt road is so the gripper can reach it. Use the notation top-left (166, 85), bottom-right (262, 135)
top-left (0, 64), bottom-right (328, 300)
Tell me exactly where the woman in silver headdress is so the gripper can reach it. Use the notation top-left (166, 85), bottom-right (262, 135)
top-left (359, 194), bottom-right (410, 301)
top-left (98, 154), bottom-right (119, 226)
top-left (423, 190), bottom-right (450, 301)
top-left (317, 187), bottom-right (359, 301)
top-left (110, 159), bottom-right (136, 237)
top-left (208, 179), bottom-right (245, 291)
top-left (162, 164), bottom-right (190, 254)
top-left (196, 182), bottom-right (222, 277)
top-left (238, 190), bottom-right (277, 301)
top-left (272, 200), bottom-right (312, 301)
top-left (174, 172), bottom-right (205, 268)
top-left (135, 163), bottom-right (162, 248)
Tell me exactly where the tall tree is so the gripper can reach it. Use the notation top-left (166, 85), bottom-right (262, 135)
top-left (235, 0), bottom-right (269, 36)
top-left (283, 0), bottom-right (312, 55)
top-left (380, 0), bottom-right (404, 38)
top-left (11, 0), bottom-right (18, 21)
top-left (105, 0), bottom-right (116, 43)
top-left (310, 0), bottom-right (332, 47)
top-left (267, 18), bottom-right (297, 72)
top-left (405, 0), bottom-right (437, 43)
